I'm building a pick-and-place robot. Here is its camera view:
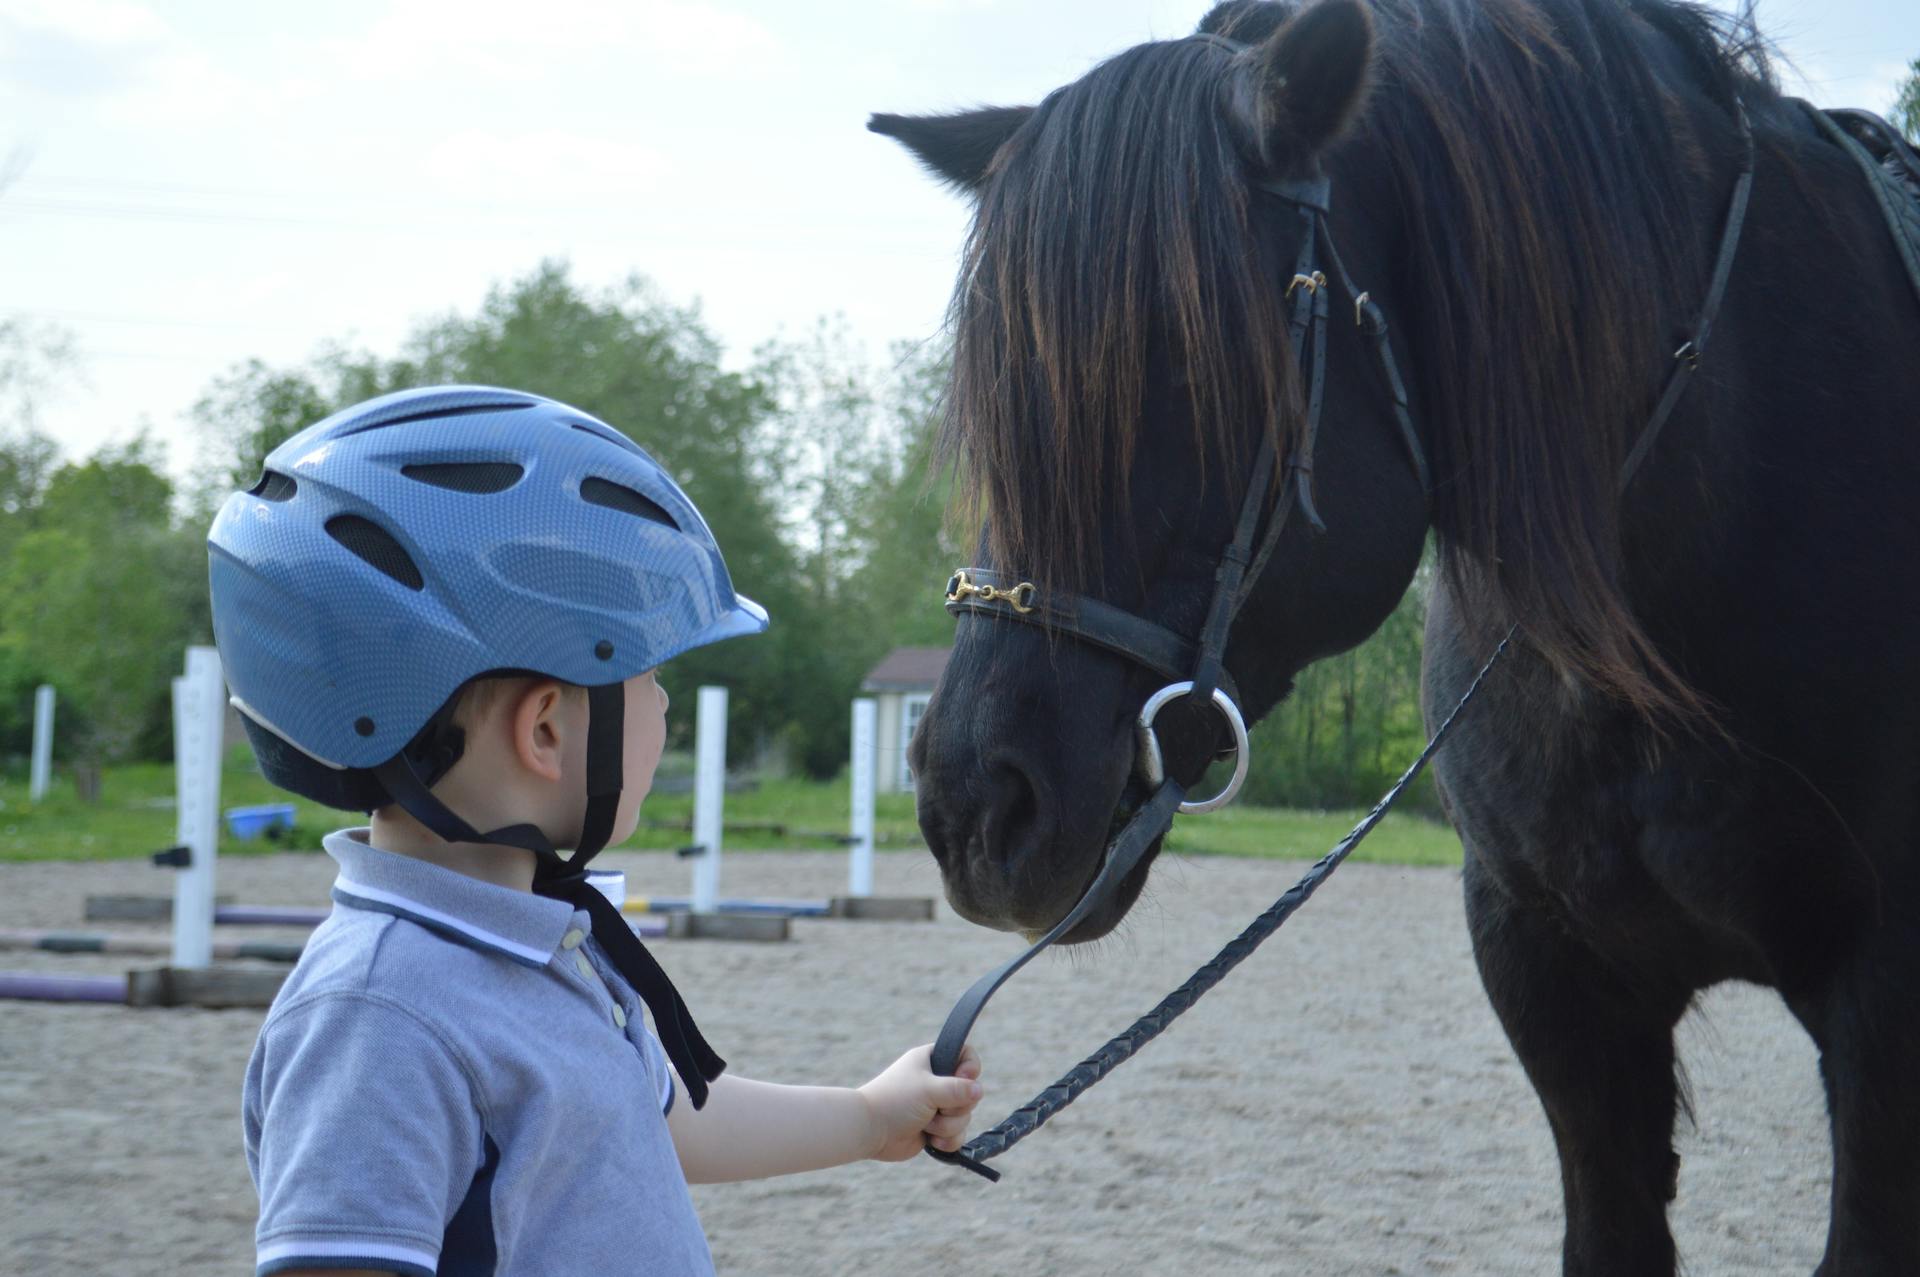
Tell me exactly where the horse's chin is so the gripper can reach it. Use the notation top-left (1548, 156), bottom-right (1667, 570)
top-left (1016, 830), bottom-right (1165, 945)
top-left (943, 827), bottom-right (1166, 944)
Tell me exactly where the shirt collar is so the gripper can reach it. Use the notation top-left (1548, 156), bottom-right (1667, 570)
top-left (324, 829), bottom-right (578, 968)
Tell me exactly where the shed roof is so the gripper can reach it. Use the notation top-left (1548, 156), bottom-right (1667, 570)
top-left (860, 646), bottom-right (951, 691)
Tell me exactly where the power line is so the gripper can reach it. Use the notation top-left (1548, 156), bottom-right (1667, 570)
top-left (2, 307), bottom-right (312, 333)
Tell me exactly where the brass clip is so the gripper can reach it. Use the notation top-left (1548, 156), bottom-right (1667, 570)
top-left (946, 569), bottom-right (1036, 614)
top-left (1285, 271), bottom-right (1328, 300)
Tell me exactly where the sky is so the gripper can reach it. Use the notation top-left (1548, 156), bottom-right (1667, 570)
top-left (1, 0), bottom-right (1915, 486)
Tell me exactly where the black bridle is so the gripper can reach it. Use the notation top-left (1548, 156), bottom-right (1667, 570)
top-left (925, 63), bottom-right (1756, 1181)
top-left (944, 167), bottom-right (1433, 783)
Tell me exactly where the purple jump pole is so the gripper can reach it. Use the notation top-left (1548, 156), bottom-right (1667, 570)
top-left (0, 973), bottom-right (125, 1003)
top-left (214, 905), bottom-right (332, 928)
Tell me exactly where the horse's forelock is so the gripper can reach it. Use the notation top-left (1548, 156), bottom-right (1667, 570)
top-left (942, 34), bottom-right (1298, 595)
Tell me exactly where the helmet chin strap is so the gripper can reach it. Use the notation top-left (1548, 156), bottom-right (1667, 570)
top-left (372, 681), bottom-right (726, 1108)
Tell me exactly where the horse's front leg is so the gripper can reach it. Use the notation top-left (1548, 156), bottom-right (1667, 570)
top-left (1786, 923), bottom-right (1920, 1276)
top-left (1463, 847), bottom-right (1691, 1277)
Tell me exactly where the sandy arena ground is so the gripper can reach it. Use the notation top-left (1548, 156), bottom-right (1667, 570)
top-left (0, 846), bottom-right (1832, 1275)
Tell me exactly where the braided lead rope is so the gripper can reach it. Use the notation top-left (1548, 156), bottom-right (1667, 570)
top-left (943, 630), bottom-right (1513, 1178)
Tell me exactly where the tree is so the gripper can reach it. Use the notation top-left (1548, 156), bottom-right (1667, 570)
top-left (1895, 58), bottom-right (1920, 143)
top-left (0, 438), bottom-right (204, 767)
top-left (837, 342), bottom-right (962, 651)
top-left (0, 318), bottom-right (77, 436)
top-left (0, 318), bottom-right (73, 543)
top-left (192, 360), bottom-right (334, 497)
top-left (1231, 549), bottom-right (1439, 815)
top-left (0, 319), bottom-right (81, 757)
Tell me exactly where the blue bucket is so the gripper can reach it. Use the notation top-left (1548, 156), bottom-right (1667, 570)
top-left (226, 803), bottom-right (297, 840)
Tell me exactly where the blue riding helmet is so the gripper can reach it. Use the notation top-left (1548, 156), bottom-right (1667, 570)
top-left (207, 384), bottom-right (768, 811)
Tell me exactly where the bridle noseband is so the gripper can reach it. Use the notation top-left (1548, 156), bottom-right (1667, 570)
top-left (926, 35), bottom-right (1756, 1181)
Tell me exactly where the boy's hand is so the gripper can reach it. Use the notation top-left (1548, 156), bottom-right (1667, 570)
top-left (858, 1044), bottom-right (984, 1162)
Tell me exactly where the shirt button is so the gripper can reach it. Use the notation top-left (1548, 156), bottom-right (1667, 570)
top-left (561, 928), bottom-right (586, 950)
top-left (612, 1005), bottom-right (628, 1029)
top-left (574, 952), bottom-right (595, 980)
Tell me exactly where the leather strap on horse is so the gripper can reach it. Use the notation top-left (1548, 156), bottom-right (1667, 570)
top-left (1619, 103), bottom-right (1755, 489)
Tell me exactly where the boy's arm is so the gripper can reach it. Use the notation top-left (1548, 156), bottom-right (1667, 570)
top-left (666, 1044), bottom-right (983, 1184)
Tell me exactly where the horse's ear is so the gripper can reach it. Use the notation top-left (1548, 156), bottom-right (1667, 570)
top-left (867, 106), bottom-right (1034, 193)
top-left (1235, 0), bottom-right (1374, 164)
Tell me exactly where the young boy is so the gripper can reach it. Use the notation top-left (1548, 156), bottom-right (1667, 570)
top-left (209, 385), bottom-right (982, 1276)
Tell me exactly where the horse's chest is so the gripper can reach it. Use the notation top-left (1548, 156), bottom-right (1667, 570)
top-left (1434, 695), bottom-right (1775, 983)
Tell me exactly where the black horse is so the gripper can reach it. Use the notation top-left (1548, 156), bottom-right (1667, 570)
top-left (872, 0), bottom-right (1920, 1272)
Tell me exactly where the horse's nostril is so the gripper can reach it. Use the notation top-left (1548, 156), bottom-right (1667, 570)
top-left (980, 756), bottom-right (1050, 871)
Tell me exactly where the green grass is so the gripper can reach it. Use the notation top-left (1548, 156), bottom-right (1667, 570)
top-left (0, 752), bottom-right (1463, 868)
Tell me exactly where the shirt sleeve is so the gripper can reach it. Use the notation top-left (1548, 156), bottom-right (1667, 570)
top-left (243, 991), bottom-right (484, 1277)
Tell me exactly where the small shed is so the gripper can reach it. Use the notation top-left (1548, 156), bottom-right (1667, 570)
top-left (860, 647), bottom-right (951, 793)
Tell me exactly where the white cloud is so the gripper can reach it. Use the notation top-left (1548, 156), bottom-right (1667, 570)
top-left (0, 0), bottom-right (169, 47)
top-left (1861, 58), bottom-right (1914, 117)
top-left (345, 0), bottom-right (776, 81)
top-left (0, 0), bottom-right (263, 127)
top-left (421, 128), bottom-right (671, 193)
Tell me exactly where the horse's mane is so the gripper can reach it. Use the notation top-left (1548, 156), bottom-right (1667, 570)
top-left (942, 0), bottom-right (1782, 720)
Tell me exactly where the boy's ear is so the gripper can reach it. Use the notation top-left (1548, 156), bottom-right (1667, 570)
top-left (508, 679), bottom-right (574, 784)
top-left (868, 105), bottom-right (1034, 193)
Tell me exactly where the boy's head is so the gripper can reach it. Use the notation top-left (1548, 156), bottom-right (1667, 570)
top-left (207, 385), bottom-right (763, 873)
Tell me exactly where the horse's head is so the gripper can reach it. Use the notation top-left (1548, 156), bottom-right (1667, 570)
top-left (871, 0), bottom-right (1431, 941)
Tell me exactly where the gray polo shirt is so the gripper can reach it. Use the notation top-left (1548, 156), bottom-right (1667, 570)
top-left (243, 830), bottom-right (714, 1276)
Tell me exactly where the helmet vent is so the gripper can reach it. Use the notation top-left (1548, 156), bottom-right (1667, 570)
top-left (401, 462), bottom-right (525, 494)
top-left (325, 515), bottom-right (425, 590)
top-left (581, 477), bottom-right (678, 529)
top-left (570, 421), bottom-right (643, 456)
top-left (248, 470), bottom-right (298, 502)
top-left (339, 400), bottom-right (535, 438)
